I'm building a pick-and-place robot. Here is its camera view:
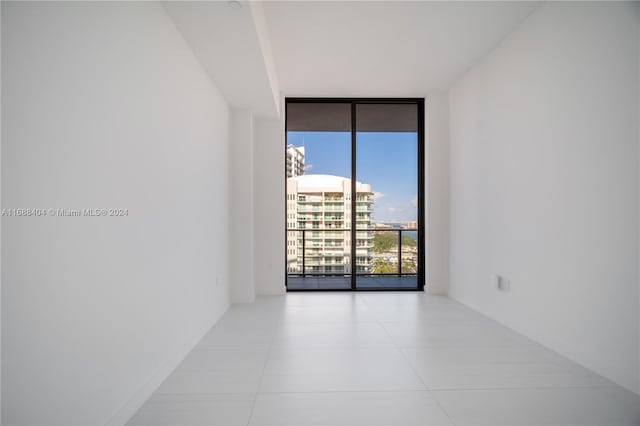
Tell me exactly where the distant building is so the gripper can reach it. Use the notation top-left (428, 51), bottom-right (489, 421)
top-left (286, 145), bottom-right (305, 177)
top-left (286, 174), bottom-right (374, 275)
top-left (374, 222), bottom-right (393, 229)
top-left (404, 221), bottom-right (418, 229)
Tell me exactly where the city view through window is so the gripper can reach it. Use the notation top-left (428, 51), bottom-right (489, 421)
top-left (285, 101), bottom-right (423, 290)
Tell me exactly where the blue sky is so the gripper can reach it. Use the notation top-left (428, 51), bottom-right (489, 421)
top-left (287, 131), bottom-right (417, 222)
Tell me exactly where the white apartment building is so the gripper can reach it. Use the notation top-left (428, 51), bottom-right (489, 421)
top-left (286, 144), bottom-right (305, 177)
top-left (286, 174), bottom-right (374, 275)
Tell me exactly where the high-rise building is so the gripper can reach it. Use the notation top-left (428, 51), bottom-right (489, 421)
top-left (286, 174), bottom-right (374, 275)
top-left (286, 145), bottom-right (305, 177)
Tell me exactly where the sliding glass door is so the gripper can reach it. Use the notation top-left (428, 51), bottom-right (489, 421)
top-left (285, 99), bottom-right (424, 291)
top-left (355, 103), bottom-right (420, 289)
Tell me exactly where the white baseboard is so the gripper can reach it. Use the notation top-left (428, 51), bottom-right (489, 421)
top-left (447, 292), bottom-right (640, 397)
top-left (105, 304), bottom-right (229, 426)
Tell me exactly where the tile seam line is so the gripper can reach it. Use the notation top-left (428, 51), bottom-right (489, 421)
top-left (246, 314), bottom-right (278, 425)
top-left (148, 382), bottom-right (623, 398)
top-left (428, 383), bottom-right (626, 392)
top-left (377, 317), bottom-right (456, 426)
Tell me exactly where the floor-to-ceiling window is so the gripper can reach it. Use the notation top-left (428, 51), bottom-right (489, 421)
top-left (285, 99), bottom-right (425, 291)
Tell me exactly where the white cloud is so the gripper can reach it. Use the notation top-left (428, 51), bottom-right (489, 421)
top-left (305, 164), bottom-right (313, 171)
top-left (410, 194), bottom-right (417, 208)
top-left (372, 191), bottom-right (385, 201)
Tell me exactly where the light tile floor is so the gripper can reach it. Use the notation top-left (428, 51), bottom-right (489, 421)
top-left (128, 293), bottom-right (640, 425)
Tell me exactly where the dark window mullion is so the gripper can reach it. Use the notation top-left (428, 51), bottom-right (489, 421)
top-left (417, 99), bottom-right (426, 291)
top-left (350, 102), bottom-right (357, 290)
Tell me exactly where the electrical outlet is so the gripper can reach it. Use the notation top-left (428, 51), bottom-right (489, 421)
top-left (492, 274), bottom-right (500, 289)
top-left (493, 274), bottom-right (510, 292)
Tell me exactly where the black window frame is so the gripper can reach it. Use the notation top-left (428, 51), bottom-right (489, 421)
top-left (284, 97), bottom-right (426, 292)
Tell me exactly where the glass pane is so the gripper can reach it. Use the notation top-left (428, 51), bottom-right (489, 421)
top-left (355, 103), bottom-right (419, 290)
top-left (286, 103), bottom-right (352, 290)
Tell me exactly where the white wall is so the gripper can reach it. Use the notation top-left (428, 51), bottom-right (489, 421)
top-left (249, 2), bottom-right (281, 118)
top-left (448, 2), bottom-right (639, 393)
top-left (254, 117), bottom-right (286, 296)
top-left (229, 109), bottom-right (256, 303)
top-left (1, 2), bottom-right (231, 424)
top-left (426, 93), bottom-right (450, 295)
top-left (229, 113), bottom-right (286, 299)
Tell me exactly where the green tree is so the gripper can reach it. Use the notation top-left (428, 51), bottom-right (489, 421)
top-left (401, 260), bottom-right (417, 274)
top-left (373, 258), bottom-right (398, 273)
top-left (373, 231), bottom-right (417, 253)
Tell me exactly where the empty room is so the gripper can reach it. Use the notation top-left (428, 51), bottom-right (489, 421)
top-left (2, 1), bottom-right (640, 425)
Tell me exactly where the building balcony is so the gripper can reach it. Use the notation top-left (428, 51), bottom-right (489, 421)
top-left (297, 216), bottom-right (322, 221)
top-left (286, 276), bottom-right (418, 290)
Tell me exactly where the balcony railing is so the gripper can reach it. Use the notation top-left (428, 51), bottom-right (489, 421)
top-left (287, 228), bottom-right (418, 277)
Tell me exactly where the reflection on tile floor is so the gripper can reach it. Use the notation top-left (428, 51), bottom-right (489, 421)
top-left (287, 275), bottom-right (418, 290)
top-left (128, 293), bottom-right (640, 426)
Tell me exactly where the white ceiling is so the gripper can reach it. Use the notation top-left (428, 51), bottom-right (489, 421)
top-left (263, 1), bottom-right (540, 97)
top-left (165, 1), bottom-right (540, 118)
